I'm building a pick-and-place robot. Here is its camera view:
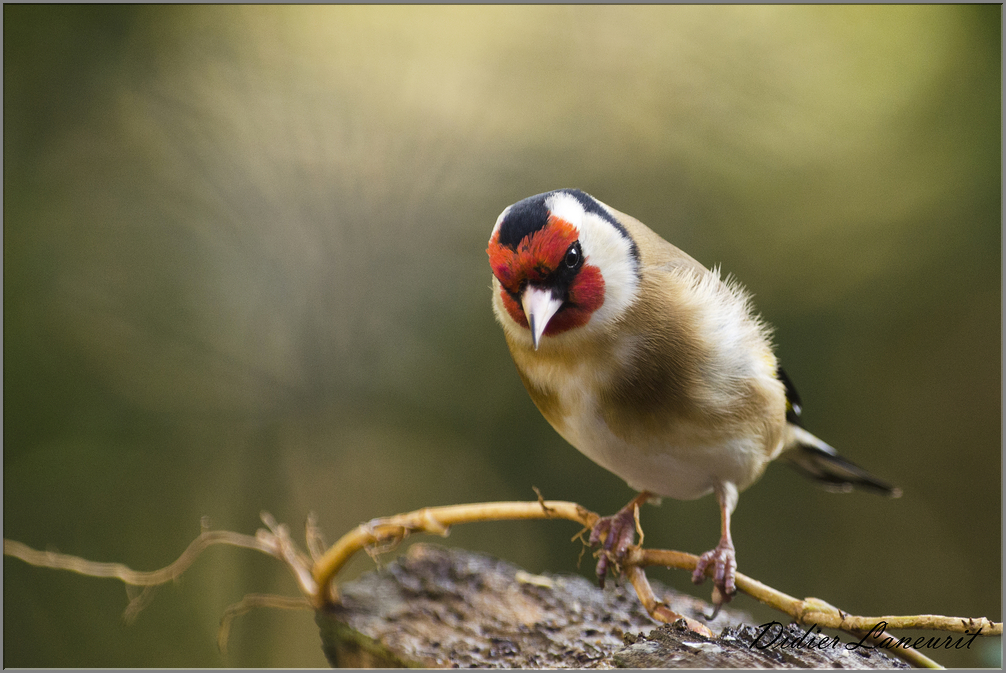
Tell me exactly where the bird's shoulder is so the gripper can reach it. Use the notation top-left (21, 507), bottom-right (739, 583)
top-left (604, 206), bottom-right (708, 276)
top-left (598, 207), bottom-right (785, 436)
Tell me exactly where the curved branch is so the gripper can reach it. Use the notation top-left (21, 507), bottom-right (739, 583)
top-left (309, 499), bottom-right (1001, 669)
top-left (5, 499), bottom-right (999, 671)
top-left (629, 548), bottom-right (1002, 637)
top-left (311, 500), bottom-right (595, 604)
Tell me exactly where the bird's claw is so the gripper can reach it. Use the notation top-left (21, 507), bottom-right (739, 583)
top-left (692, 538), bottom-right (737, 607)
top-left (588, 506), bottom-right (638, 588)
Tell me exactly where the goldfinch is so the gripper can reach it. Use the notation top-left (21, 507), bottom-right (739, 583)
top-left (487, 189), bottom-right (900, 607)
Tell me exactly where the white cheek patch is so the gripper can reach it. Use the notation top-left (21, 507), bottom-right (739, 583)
top-left (545, 192), bottom-right (640, 326)
top-left (578, 211), bottom-right (640, 324)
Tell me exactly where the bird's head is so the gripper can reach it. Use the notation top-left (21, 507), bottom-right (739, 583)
top-left (487, 189), bottom-right (640, 350)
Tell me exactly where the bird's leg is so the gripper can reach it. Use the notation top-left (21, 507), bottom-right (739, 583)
top-left (589, 491), bottom-right (652, 588)
top-left (692, 482), bottom-right (738, 612)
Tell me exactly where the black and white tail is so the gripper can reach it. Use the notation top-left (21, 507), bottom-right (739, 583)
top-left (777, 367), bottom-right (901, 498)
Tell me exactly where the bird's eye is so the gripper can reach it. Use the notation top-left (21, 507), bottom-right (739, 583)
top-left (565, 242), bottom-right (582, 269)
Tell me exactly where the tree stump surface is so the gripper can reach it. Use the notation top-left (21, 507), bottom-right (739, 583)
top-left (316, 543), bottom-right (910, 668)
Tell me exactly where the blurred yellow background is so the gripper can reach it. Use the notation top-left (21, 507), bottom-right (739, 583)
top-left (4, 5), bottom-right (1000, 668)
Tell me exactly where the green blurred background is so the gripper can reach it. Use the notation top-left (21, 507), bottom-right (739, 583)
top-left (4, 5), bottom-right (1001, 668)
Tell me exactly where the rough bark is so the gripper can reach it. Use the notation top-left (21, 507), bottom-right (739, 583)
top-left (316, 543), bottom-right (909, 668)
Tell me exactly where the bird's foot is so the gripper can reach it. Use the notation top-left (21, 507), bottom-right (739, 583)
top-left (588, 493), bottom-right (650, 588)
top-left (692, 537), bottom-right (737, 612)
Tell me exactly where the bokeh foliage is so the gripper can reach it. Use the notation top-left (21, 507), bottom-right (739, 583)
top-left (4, 5), bottom-right (1000, 668)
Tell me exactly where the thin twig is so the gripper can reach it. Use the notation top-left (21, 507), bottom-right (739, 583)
top-left (3, 531), bottom-right (267, 586)
top-left (855, 628), bottom-right (944, 669)
top-left (309, 500), bottom-right (1000, 668)
top-left (305, 512), bottom-right (327, 563)
top-left (4, 499), bottom-right (999, 671)
top-left (628, 548), bottom-right (1001, 637)
top-left (218, 594), bottom-right (313, 654)
top-left (123, 585), bottom-right (160, 625)
top-left (624, 564), bottom-right (712, 637)
top-left (628, 548), bottom-right (993, 668)
top-left (258, 512), bottom-right (317, 598)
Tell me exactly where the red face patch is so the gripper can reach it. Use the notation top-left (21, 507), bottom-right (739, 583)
top-left (487, 216), bottom-right (605, 336)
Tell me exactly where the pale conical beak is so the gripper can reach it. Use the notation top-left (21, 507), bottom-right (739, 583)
top-left (521, 285), bottom-right (564, 350)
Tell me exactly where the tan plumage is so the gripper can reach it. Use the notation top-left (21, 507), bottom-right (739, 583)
top-left (487, 189), bottom-right (898, 605)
